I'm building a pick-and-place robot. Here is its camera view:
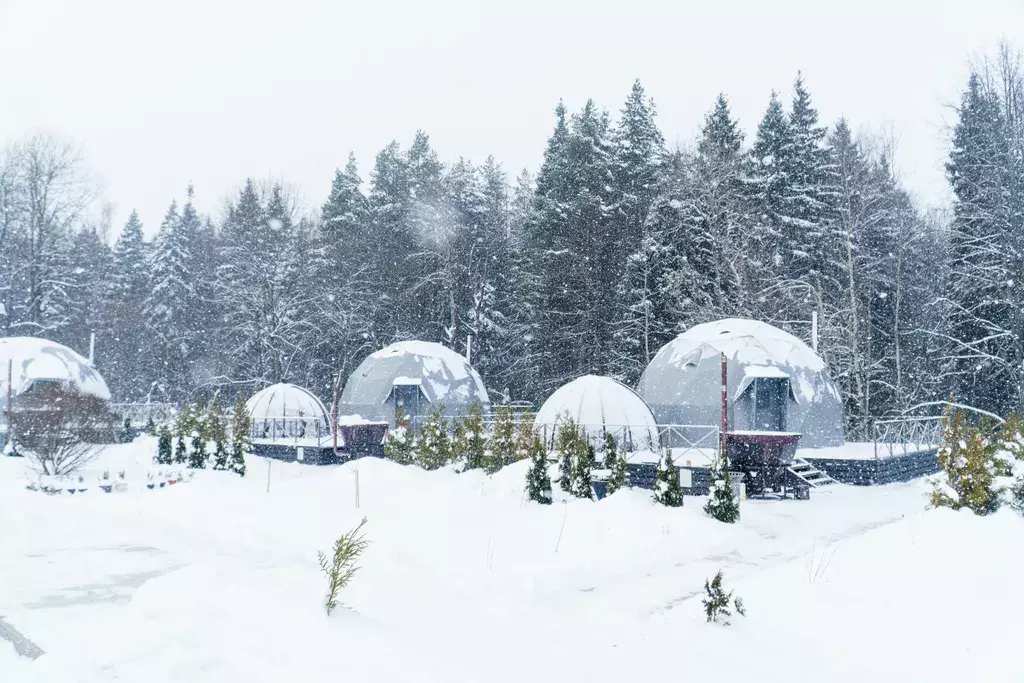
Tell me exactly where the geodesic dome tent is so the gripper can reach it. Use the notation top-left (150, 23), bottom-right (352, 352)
top-left (245, 382), bottom-right (331, 440)
top-left (637, 319), bottom-right (844, 448)
top-left (534, 375), bottom-right (660, 451)
top-left (0, 336), bottom-right (111, 401)
top-left (339, 341), bottom-right (490, 427)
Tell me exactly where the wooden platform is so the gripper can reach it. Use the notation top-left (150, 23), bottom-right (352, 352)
top-left (803, 448), bottom-right (939, 485)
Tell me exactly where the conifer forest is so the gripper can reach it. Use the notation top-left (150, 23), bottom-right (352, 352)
top-left (1, 44), bottom-right (1022, 440)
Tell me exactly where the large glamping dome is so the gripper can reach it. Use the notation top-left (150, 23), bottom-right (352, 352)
top-left (534, 375), bottom-right (660, 451)
top-left (0, 336), bottom-right (111, 401)
top-left (637, 319), bottom-right (844, 448)
top-left (339, 341), bottom-right (490, 426)
top-left (246, 382), bottom-right (330, 439)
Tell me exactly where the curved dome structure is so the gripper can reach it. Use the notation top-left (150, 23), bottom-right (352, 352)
top-left (339, 341), bottom-right (489, 426)
top-left (0, 336), bottom-right (110, 401)
top-left (637, 318), bottom-right (843, 448)
top-left (246, 382), bottom-right (330, 440)
top-left (534, 375), bottom-right (659, 452)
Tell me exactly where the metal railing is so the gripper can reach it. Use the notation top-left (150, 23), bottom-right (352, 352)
top-left (111, 402), bottom-right (178, 427)
top-left (249, 417), bottom-right (333, 446)
top-left (871, 416), bottom-right (943, 459)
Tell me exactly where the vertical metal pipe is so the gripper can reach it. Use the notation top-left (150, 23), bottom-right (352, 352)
top-left (720, 352), bottom-right (728, 463)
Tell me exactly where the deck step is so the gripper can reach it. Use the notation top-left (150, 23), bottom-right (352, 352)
top-left (786, 457), bottom-right (837, 488)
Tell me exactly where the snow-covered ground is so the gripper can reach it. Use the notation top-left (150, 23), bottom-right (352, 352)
top-left (2, 438), bottom-right (1022, 682)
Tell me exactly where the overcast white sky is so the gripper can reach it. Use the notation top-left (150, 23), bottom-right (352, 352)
top-left (1, 0), bottom-right (1021, 237)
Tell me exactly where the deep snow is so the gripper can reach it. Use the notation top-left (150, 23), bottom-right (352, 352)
top-left (2, 438), bottom-right (1022, 682)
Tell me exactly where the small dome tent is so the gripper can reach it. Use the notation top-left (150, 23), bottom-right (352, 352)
top-left (534, 375), bottom-right (659, 451)
top-left (637, 318), bottom-right (844, 448)
top-left (339, 341), bottom-right (490, 426)
top-left (0, 336), bottom-right (111, 401)
top-left (246, 382), bottom-right (330, 440)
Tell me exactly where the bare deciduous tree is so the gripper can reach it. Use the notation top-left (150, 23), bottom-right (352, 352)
top-left (11, 386), bottom-right (116, 476)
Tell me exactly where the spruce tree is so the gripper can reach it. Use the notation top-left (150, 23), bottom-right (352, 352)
top-left (489, 405), bottom-right (516, 472)
top-left (173, 403), bottom-right (191, 464)
top-left (514, 416), bottom-right (534, 463)
top-left (704, 451), bottom-right (740, 523)
top-left (457, 401), bottom-right (487, 471)
top-left (208, 398), bottom-right (229, 470)
top-left (654, 450), bottom-right (684, 507)
top-left (157, 425), bottom-right (173, 465)
top-left (188, 397), bottom-right (208, 470)
top-left (229, 393), bottom-right (250, 477)
top-left (931, 405), bottom-right (1000, 514)
top-left (383, 406), bottom-right (416, 465)
top-left (573, 442), bottom-right (595, 500)
top-left (415, 405), bottom-right (452, 471)
top-left (604, 432), bottom-right (629, 495)
top-left (525, 436), bottom-right (553, 505)
top-left (555, 417), bottom-right (579, 493)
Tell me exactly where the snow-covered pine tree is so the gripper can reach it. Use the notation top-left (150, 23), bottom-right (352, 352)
top-left (525, 435), bottom-right (553, 505)
top-left (188, 397), bottom-right (208, 469)
top-left (457, 401), bottom-right (487, 471)
top-left (654, 450), bottom-right (684, 507)
top-left (572, 442), bottom-right (595, 500)
top-left (555, 416), bottom-right (579, 494)
top-left (931, 405), bottom-right (1000, 514)
top-left (489, 404), bottom-right (516, 472)
top-left (229, 393), bottom-right (250, 477)
top-left (173, 403), bottom-right (191, 465)
top-left (157, 425), bottom-right (173, 465)
top-left (208, 397), bottom-right (229, 470)
top-left (383, 406), bottom-right (416, 465)
top-left (415, 404), bottom-right (452, 471)
top-left (514, 414), bottom-right (534, 463)
top-left (704, 451), bottom-right (739, 523)
top-left (604, 432), bottom-right (629, 495)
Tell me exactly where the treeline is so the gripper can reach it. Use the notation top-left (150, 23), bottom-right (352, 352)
top-left (1, 45), bottom-right (1021, 438)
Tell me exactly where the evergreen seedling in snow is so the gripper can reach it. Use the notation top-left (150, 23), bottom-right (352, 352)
top-left (525, 436), bottom-right (553, 505)
top-left (229, 393), bottom-right (250, 477)
top-left (384, 407), bottom-right (416, 465)
top-left (489, 405), bottom-right (516, 472)
top-left (703, 570), bottom-right (746, 625)
top-left (573, 442), bottom-right (595, 499)
top-left (604, 432), bottom-right (629, 495)
top-left (555, 416), bottom-right (580, 494)
top-left (514, 417), bottom-right (534, 463)
top-left (415, 404), bottom-right (452, 471)
top-left (156, 425), bottom-right (173, 465)
top-left (146, 416), bottom-right (157, 436)
top-left (208, 398), bottom-right (229, 470)
top-left (931, 405), bottom-right (1000, 515)
top-left (188, 398), bottom-right (208, 469)
top-left (654, 450), bottom-right (684, 507)
top-left (174, 404), bottom-right (191, 464)
top-left (456, 401), bottom-right (487, 472)
top-left (317, 517), bottom-right (370, 616)
top-left (121, 417), bottom-right (133, 443)
top-left (705, 451), bottom-right (740, 523)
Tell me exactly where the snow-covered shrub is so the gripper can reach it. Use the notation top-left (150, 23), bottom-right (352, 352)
top-left (554, 415), bottom-right (591, 497)
top-left (654, 449), bottom-right (684, 507)
top-left (930, 407), bottom-right (1001, 515)
top-left (703, 570), bottom-right (746, 625)
top-left (317, 517), bottom-right (370, 616)
top-left (604, 432), bottom-right (630, 495)
top-left (572, 442), bottom-right (595, 500)
top-left (705, 452), bottom-right (740, 523)
top-left (415, 404), bottom-right (452, 471)
top-left (525, 436), bottom-right (553, 505)
top-left (120, 417), bottom-right (133, 444)
top-left (383, 407), bottom-right (416, 466)
top-left (174, 404), bottom-right (192, 465)
top-left (207, 398), bottom-right (229, 470)
top-left (514, 417), bottom-right (534, 464)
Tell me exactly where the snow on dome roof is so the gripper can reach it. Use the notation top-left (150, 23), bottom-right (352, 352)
top-left (638, 318), bottom-right (844, 448)
top-left (0, 336), bottom-right (111, 401)
top-left (659, 318), bottom-right (825, 371)
top-left (339, 340), bottom-right (489, 425)
top-left (534, 375), bottom-right (659, 451)
top-left (246, 383), bottom-right (330, 430)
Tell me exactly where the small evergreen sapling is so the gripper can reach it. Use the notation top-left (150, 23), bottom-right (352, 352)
top-left (173, 404), bottom-right (191, 465)
top-left (931, 406), bottom-right (1000, 515)
top-left (317, 517), bottom-right (370, 616)
top-left (146, 416), bottom-right (157, 436)
top-left (415, 404), bottom-right (452, 471)
top-left (555, 416), bottom-right (580, 494)
top-left (121, 417), bottom-right (133, 443)
top-left (229, 394), bottom-right (250, 477)
top-left (384, 407), bottom-right (416, 465)
top-left (702, 570), bottom-right (746, 625)
top-left (604, 432), bottom-right (629, 495)
top-left (188, 398), bottom-right (208, 469)
top-left (208, 398), bottom-right (229, 470)
top-left (514, 417), bottom-right (534, 463)
top-left (156, 425), bottom-right (173, 465)
top-left (457, 401), bottom-right (487, 471)
top-left (654, 450), bottom-right (684, 507)
top-left (573, 442), bottom-right (595, 500)
top-left (489, 405), bottom-right (516, 472)
top-left (705, 451), bottom-right (740, 523)
top-left (525, 436), bottom-right (553, 505)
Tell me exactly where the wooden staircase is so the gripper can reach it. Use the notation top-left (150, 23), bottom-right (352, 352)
top-left (786, 457), bottom-right (837, 490)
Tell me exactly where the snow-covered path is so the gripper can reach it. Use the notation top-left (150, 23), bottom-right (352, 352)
top-left (2, 440), bottom-right (1021, 682)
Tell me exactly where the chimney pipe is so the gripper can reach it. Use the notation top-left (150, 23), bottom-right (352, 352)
top-left (88, 332), bottom-right (96, 366)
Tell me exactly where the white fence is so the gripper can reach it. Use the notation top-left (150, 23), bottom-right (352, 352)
top-left (871, 416), bottom-right (943, 459)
